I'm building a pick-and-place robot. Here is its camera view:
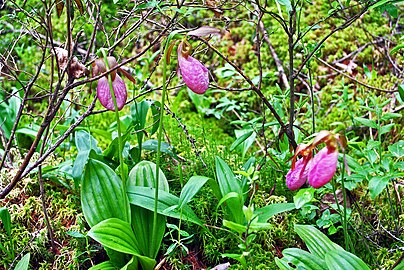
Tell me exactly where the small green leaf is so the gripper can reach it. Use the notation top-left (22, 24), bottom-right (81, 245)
top-left (398, 84), bottom-right (404, 102)
top-left (230, 130), bottom-right (253, 151)
top-left (380, 112), bottom-right (402, 122)
top-left (179, 176), bottom-right (210, 208)
top-left (388, 140), bottom-right (404, 158)
top-left (368, 175), bottom-right (390, 199)
top-left (254, 203), bottom-right (296, 223)
top-left (0, 207), bottom-right (11, 236)
top-left (223, 219), bottom-right (246, 234)
top-left (354, 117), bottom-right (378, 129)
top-left (294, 188), bottom-right (315, 209)
top-left (14, 253), bottom-right (30, 270)
top-left (391, 44), bottom-right (404, 55)
top-left (380, 123), bottom-right (394, 135)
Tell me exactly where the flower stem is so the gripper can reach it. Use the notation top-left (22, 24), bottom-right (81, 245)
top-left (101, 50), bottom-right (126, 185)
top-left (340, 153), bottom-right (350, 251)
top-left (151, 38), bottom-right (171, 256)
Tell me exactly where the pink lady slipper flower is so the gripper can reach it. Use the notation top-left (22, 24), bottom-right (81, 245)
top-left (177, 41), bottom-right (209, 94)
top-left (286, 143), bottom-right (312, 190)
top-left (286, 131), bottom-right (348, 190)
top-left (92, 57), bottom-right (136, 111)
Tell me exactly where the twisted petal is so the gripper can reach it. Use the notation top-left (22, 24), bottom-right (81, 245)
top-left (97, 75), bottom-right (127, 111)
top-left (178, 45), bottom-right (209, 94)
top-left (286, 158), bottom-right (310, 190)
top-left (308, 147), bottom-right (338, 188)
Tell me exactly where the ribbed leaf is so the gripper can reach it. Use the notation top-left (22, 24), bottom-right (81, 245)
top-left (282, 248), bottom-right (327, 270)
top-left (295, 224), bottom-right (343, 259)
top-left (215, 156), bottom-right (244, 224)
top-left (88, 218), bottom-right (140, 254)
top-left (127, 186), bottom-right (203, 226)
top-left (275, 257), bottom-right (291, 270)
top-left (254, 203), bottom-right (296, 223)
top-left (88, 218), bottom-right (156, 270)
top-left (127, 161), bottom-right (168, 259)
top-left (325, 249), bottom-right (370, 270)
top-left (128, 160), bottom-right (169, 191)
top-left (81, 159), bottom-right (130, 227)
top-left (179, 176), bottom-right (210, 208)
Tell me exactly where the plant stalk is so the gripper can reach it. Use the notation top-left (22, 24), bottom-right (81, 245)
top-left (151, 38), bottom-right (170, 256)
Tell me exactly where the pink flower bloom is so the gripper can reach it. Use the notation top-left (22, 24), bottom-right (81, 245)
top-left (308, 147), bottom-right (338, 188)
top-left (177, 42), bottom-right (209, 94)
top-left (286, 157), bottom-right (310, 190)
top-left (96, 74), bottom-right (127, 111)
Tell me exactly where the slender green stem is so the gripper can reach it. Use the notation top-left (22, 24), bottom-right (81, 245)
top-left (151, 38), bottom-right (171, 256)
top-left (101, 50), bottom-right (126, 185)
top-left (340, 155), bottom-right (349, 251)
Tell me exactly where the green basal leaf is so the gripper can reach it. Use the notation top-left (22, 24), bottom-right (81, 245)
top-left (127, 160), bottom-right (168, 259)
top-left (88, 218), bottom-right (140, 255)
top-left (294, 224), bottom-right (343, 259)
top-left (88, 218), bottom-right (156, 270)
top-left (325, 249), bottom-right (370, 270)
top-left (281, 248), bottom-right (327, 270)
top-left (127, 186), bottom-right (203, 227)
top-left (81, 159), bottom-right (130, 227)
top-left (128, 160), bottom-right (169, 192)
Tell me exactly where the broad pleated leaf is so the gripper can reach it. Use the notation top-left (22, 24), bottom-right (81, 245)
top-left (127, 161), bottom-right (168, 259)
top-left (127, 186), bottom-right (203, 226)
top-left (294, 224), bottom-right (343, 259)
top-left (281, 248), bottom-right (327, 270)
top-left (128, 161), bottom-right (169, 191)
top-left (254, 203), bottom-right (296, 223)
top-left (81, 159), bottom-right (130, 227)
top-left (88, 218), bottom-right (156, 270)
top-left (325, 249), bottom-right (370, 270)
top-left (179, 176), bottom-right (210, 208)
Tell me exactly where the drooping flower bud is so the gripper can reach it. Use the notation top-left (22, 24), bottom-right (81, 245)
top-left (286, 157), bottom-right (310, 190)
top-left (96, 74), bottom-right (127, 111)
top-left (177, 41), bottom-right (209, 94)
top-left (308, 146), bottom-right (338, 188)
top-left (92, 56), bottom-right (133, 111)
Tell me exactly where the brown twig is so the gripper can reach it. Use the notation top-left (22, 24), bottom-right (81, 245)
top-left (197, 38), bottom-right (297, 149)
top-left (316, 57), bottom-right (396, 93)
